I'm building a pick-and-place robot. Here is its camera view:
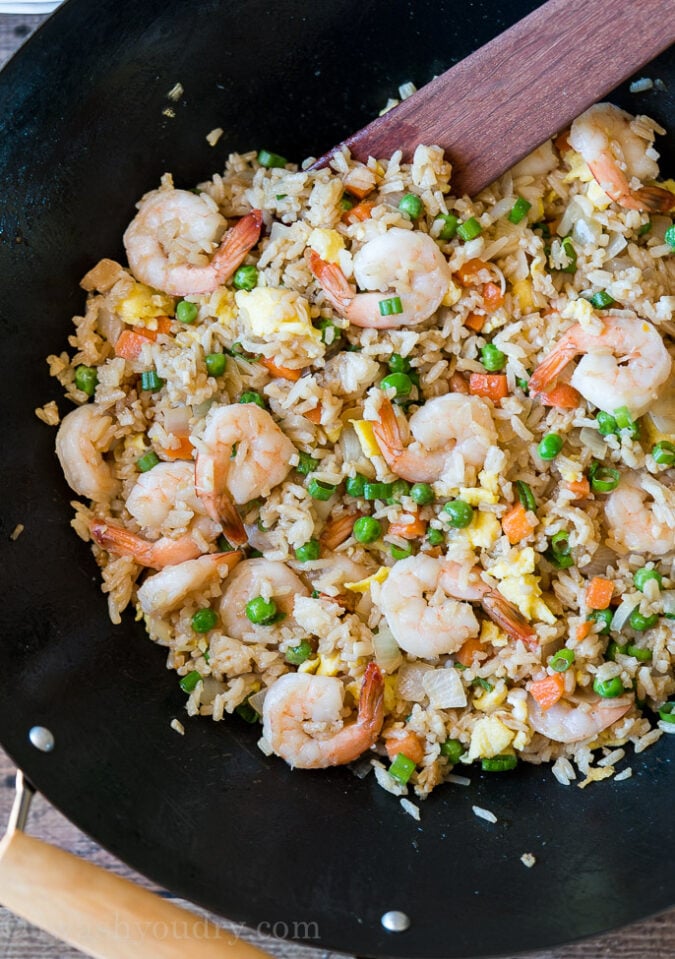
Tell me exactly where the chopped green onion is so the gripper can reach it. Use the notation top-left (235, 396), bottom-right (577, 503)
top-left (550, 648), bottom-right (575, 672)
top-left (589, 290), bottom-right (615, 309)
top-left (296, 451), bottom-right (319, 476)
top-left (560, 236), bottom-right (577, 273)
top-left (391, 542), bottom-right (414, 560)
top-left (380, 371), bottom-right (413, 396)
top-left (217, 535), bottom-right (233, 552)
top-left (589, 463), bottom-right (620, 493)
top-left (363, 481), bottom-right (393, 501)
top-left (316, 318), bottom-right (337, 344)
top-left (388, 479), bottom-right (411, 503)
top-left (235, 697), bottom-right (259, 723)
top-left (472, 678), bottom-right (493, 692)
top-left (457, 217), bottom-right (482, 241)
top-left (514, 480), bottom-right (536, 512)
top-left (613, 406), bottom-right (639, 438)
top-left (434, 213), bottom-right (459, 240)
top-left (191, 608), bottom-right (218, 633)
top-left (379, 296), bottom-right (404, 316)
top-left (440, 739), bottom-right (464, 763)
top-left (628, 608), bottom-right (658, 631)
top-left (307, 478), bottom-right (337, 501)
top-left (205, 352), bottom-right (227, 376)
top-left (637, 220), bottom-right (652, 236)
top-left (481, 754), bottom-right (518, 772)
top-left (664, 224), bottom-right (675, 248)
top-left (533, 221), bottom-right (552, 239)
top-left (633, 568), bottom-right (662, 592)
top-left (596, 411), bottom-right (618, 436)
top-left (295, 539), bottom-right (320, 563)
top-left (516, 376), bottom-right (530, 394)
top-left (285, 640), bottom-right (314, 666)
top-left (398, 194), bottom-right (423, 219)
top-left (658, 702), bottom-right (675, 724)
top-left (588, 608), bottom-right (613, 635)
top-left (257, 149), bottom-right (287, 168)
top-left (179, 671), bottom-right (201, 693)
top-left (245, 596), bottom-right (278, 625)
top-left (537, 432), bottom-right (563, 460)
top-left (593, 676), bottom-right (625, 698)
top-left (507, 196), bottom-right (532, 224)
top-left (410, 482), bottom-right (435, 506)
top-left (443, 499), bottom-right (474, 528)
top-left (74, 365), bottom-right (98, 396)
top-left (426, 528), bottom-right (445, 547)
top-left (275, 194), bottom-right (287, 200)
top-left (625, 643), bottom-right (652, 662)
top-left (388, 353), bottom-right (410, 374)
top-left (340, 195), bottom-right (355, 211)
top-left (480, 343), bottom-right (506, 372)
top-left (606, 640), bottom-right (628, 661)
top-left (140, 370), bottom-right (164, 392)
top-left (137, 451), bottom-right (160, 472)
top-left (176, 300), bottom-right (198, 324)
top-left (353, 516), bottom-right (381, 544)
top-left (232, 265), bottom-right (259, 291)
top-left (389, 752), bottom-right (416, 784)
top-left (652, 441), bottom-right (675, 466)
top-left (547, 530), bottom-right (574, 569)
top-left (239, 390), bottom-right (266, 409)
top-left (345, 473), bottom-right (366, 498)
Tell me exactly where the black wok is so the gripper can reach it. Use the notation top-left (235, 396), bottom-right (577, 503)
top-left (0, 2), bottom-right (674, 956)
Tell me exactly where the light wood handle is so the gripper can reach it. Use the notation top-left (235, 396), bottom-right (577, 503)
top-left (0, 829), bottom-right (274, 959)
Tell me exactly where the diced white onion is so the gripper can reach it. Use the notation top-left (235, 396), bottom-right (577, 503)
top-left (662, 591), bottom-right (675, 617)
top-left (606, 233), bottom-right (628, 259)
top-left (573, 217), bottom-right (602, 246)
top-left (397, 662), bottom-right (433, 702)
top-left (248, 688), bottom-right (269, 717)
top-left (611, 594), bottom-right (643, 632)
top-left (421, 667), bottom-right (467, 709)
top-left (579, 426), bottom-right (607, 458)
top-left (582, 544), bottom-right (618, 578)
top-left (372, 624), bottom-right (403, 673)
top-left (163, 406), bottom-right (191, 436)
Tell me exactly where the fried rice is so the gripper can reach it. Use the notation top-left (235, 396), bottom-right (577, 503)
top-left (42, 101), bottom-right (675, 799)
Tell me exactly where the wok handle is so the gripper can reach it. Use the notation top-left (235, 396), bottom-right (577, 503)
top-left (0, 829), bottom-right (275, 959)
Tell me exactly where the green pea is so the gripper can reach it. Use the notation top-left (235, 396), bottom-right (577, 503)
top-left (537, 432), bottom-right (563, 460)
top-left (628, 609), bottom-right (659, 631)
top-left (176, 300), bottom-right (198, 324)
top-left (593, 676), bottom-right (625, 698)
top-left (398, 194), bottom-right (423, 219)
top-left (434, 213), bottom-right (459, 240)
top-left (245, 596), bottom-right (278, 625)
top-left (410, 483), bottom-right (435, 506)
top-left (294, 539), bottom-right (320, 563)
top-left (285, 640), bottom-right (313, 666)
top-left (239, 390), bottom-right (266, 408)
top-left (588, 608), bottom-right (613, 635)
top-left (633, 568), bottom-right (662, 592)
top-left (388, 479), bottom-right (411, 503)
top-left (596, 411), bottom-right (618, 436)
top-left (440, 738), bottom-right (464, 763)
top-left (353, 516), bottom-right (381, 544)
top-left (232, 265), bottom-right (259, 291)
top-left (191, 608), bottom-right (218, 633)
top-left (480, 343), bottom-right (506, 372)
top-left (426, 528), bottom-right (445, 547)
top-left (380, 372), bottom-right (413, 397)
top-left (443, 499), bottom-right (474, 528)
top-left (74, 365), bottom-right (98, 396)
top-left (388, 353), bottom-right (410, 374)
top-left (205, 352), bottom-right (227, 376)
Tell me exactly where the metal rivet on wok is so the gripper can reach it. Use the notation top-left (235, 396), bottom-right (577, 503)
top-left (28, 726), bottom-right (55, 752)
top-left (381, 911), bottom-right (411, 933)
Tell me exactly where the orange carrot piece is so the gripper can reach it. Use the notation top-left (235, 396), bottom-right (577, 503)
top-left (576, 620), bottom-right (594, 642)
top-left (482, 281), bottom-right (504, 311)
top-left (529, 673), bottom-right (565, 711)
top-left (455, 258), bottom-right (489, 286)
top-left (456, 635), bottom-right (485, 668)
top-left (155, 315), bottom-right (174, 335)
top-left (502, 502), bottom-right (535, 545)
top-left (464, 312), bottom-right (486, 332)
top-left (342, 200), bottom-right (375, 224)
top-left (114, 328), bottom-right (156, 360)
top-left (260, 357), bottom-right (302, 381)
top-left (554, 129), bottom-right (571, 153)
top-left (385, 731), bottom-right (425, 765)
top-left (469, 373), bottom-right (509, 402)
top-left (304, 405), bottom-right (323, 424)
top-left (320, 512), bottom-right (358, 551)
top-left (159, 434), bottom-right (194, 461)
top-left (388, 513), bottom-right (427, 540)
top-left (586, 577), bottom-right (614, 610)
top-left (343, 183), bottom-right (373, 200)
top-left (540, 383), bottom-right (582, 409)
top-left (566, 477), bottom-right (590, 499)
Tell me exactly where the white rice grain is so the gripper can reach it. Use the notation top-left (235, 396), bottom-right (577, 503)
top-left (472, 805), bottom-right (498, 824)
top-left (170, 719), bottom-right (185, 735)
top-left (400, 798), bottom-right (421, 820)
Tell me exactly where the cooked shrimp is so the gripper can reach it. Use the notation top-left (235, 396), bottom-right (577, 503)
top-left (439, 561), bottom-right (537, 646)
top-left (569, 103), bottom-right (675, 212)
top-left (219, 558), bottom-right (309, 640)
top-left (55, 405), bottom-right (119, 501)
top-left (528, 315), bottom-right (671, 418)
top-left (137, 551), bottom-right (242, 616)
top-left (528, 690), bottom-right (633, 743)
top-left (262, 662), bottom-right (384, 768)
top-left (91, 520), bottom-right (206, 569)
top-left (306, 228), bottom-right (451, 328)
top-left (605, 471), bottom-right (675, 556)
top-left (123, 187), bottom-right (263, 296)
top-left (195, 403), bottom-right (296, 546)
top-left (371, 394), bottom-right (497, 484)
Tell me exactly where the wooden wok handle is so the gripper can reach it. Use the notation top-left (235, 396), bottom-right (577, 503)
top-left (0, 829), bottom-right (274, 959)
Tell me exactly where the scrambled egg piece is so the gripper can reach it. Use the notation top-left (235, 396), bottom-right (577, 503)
top-left (117, 282), bottom-right (174, 327)
top-left (235, 288), bottom-right (320, 342)
top-left (209, 288), bottom-right (236, 324)
top-left (562, 297), bottom-right (595, 326)
top-left (512, 278), bottom-right (534, 312)
top-left (586, 179), bottom-right (611, 210)
top-left (479, 469), bottom-right (500, 496)
top-left (462, 511), bottom-right (501, 549)
top-left (559, 463), bottom-right (585, 484)
top-left (298, 657), bottom-right (320, 674)
top-left (562, 149), bottom-right (594, 183)
top-left (473, 679), bottom-right (508, 713)
top-left (468, 716), bottom-right (514, 760)
top-left (307, 229), bottom-right (345, 264)
top-left (442, 280), bottom-right (462, 307)
top-left (489, 547), bottom-right (556, 624)
top-left (316, 653), bottom-right (341, 677)
top-left (345, 566), bottom-right (389, 593)
top-left (350, 419), bottom-right (381, 458)
top-left (480, 619), bottom-right (508, 648)
top-left (459, 486), bottom-right (498, 507)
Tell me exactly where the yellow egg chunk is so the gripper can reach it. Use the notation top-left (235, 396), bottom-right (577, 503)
top-left (561, 297), bottom-right (594, 326)
top-left (562, 149), bottom-right (594, 183)
top-left (316, 653), bottom-right (341, 677)
top-left (442, 280), bottom-right (462, 307)
top-left (117, 282), bottom-right (174, 326)
top-left (511, 278), bottom-right (534, 312)
top-left (351, 419), bottom-right (381, 458)
top-left (463, 512), bottom-right (501, 549)
top-left (459, 486), bottom-right (498, 506)
top-left (298, 657), bottom-right (319, 674)
top-left (586, 179), bottom-right (611, 210)
top-left (473, 679), bottom-right (508, 712)
top-left (235, 288), bottom-right (321, 342)
top-left (307, 228), bottom-right (345, 263)
top-left (345, 566), bottom-right (389, 593)
top-left (480, 620), bottom-right (508, 648)
top-left (468, 716), bottom-right (514, 760)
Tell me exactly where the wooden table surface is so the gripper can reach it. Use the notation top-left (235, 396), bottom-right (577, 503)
top-left (2, 10), bottom-right (675, 959)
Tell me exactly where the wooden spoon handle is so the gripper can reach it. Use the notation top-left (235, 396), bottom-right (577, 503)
top-left (0, 829), bottom-right (273, 959)
top-left (323, 0), bottom-right (675, 195)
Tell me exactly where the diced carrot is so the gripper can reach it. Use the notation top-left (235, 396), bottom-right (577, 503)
top-left (482, 281), bottom-right (504, 311)
top-left (343, 183), bottom-right (373, 200)
top-left (388, 513), bottom-right (427, 540)
top-left (468, 373), bottom-right (509, 403)
top-left (586, 576), bottom-right (614, 611)
top-left (260, 357), bottom-right (302, 381)
top-left (155, 315), bottom-right (174, 335)
top-left (501, 502), bottom-right (535, 545)
top-left (455, 258), bottom-right (490, 286)
top-left (540, 383), bottom-right (582, 409)
top-left (304, 405), bottom-right (323, 424)
top-left (576, 620), bottom-right (594, 642)
top-left (529, 673), bottom-right (565, 711)
top-left (114, 328), bottom-right (156, 360)
top-left (565, 477), bottom-right (590, 499)
top-left (385, 731), bottom-right (425, 765)
top-left (450, 371), bottom-right (470, 394)
top-left (554, 129), bottom-right (571, 153)
top-left (342, 200), bottom-right (375, 224)
top-left (320, 512), bottom-right (358, 551)
top-left (455, 635), bottom-right (485, 668)
top-left (159, 434), bottom-right (194, 461)
top-left (464, 312), bottom-right (486, 332)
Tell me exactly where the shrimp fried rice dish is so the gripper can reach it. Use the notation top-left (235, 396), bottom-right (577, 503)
top-left (44, 102), bottom-right (675, 798)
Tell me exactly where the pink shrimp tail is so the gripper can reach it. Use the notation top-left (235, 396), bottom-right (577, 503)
top-left (90, 519), bottom-right (203, 569)
top-left (371, 397), bottom-right (405, 463)
top-left (480, 589), bottom-right (538, 648)
top-left (357, 662), bottom-right (385, 738)
top-left (211, 209), bottom-right (263, 283)
top-left (305, 248), bottom-right (354, 313)
top-left (528, 334), bottom-right (580, 396)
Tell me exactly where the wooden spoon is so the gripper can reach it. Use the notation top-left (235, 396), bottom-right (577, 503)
top-left (315, 0), bottom-right (675, 195)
